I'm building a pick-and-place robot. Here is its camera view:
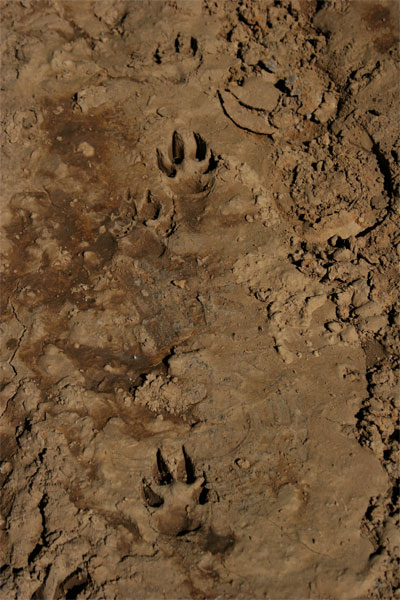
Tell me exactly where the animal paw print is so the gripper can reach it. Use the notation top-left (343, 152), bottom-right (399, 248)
top-left (142, 447), bottom-right (208, 536)
top-left (156, 131), bottom-right (218, 198)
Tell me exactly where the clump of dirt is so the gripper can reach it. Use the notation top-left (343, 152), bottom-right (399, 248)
top-left (1, 1), bottom-right (398, 599)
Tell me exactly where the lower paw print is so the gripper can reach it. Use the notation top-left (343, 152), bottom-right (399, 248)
top-left (156, 131), bottom-right (218, 198)
top-left (142, 447), bottom-right (209, 536)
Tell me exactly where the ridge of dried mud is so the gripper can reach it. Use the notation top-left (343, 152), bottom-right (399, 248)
top-left (0, 1), bottom-right (399, 599)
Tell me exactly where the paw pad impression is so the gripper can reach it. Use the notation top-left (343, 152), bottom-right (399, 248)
top-left (156, 131), bottom-right (218, 197)
top-left (142, 446), bottom-right (208, 536)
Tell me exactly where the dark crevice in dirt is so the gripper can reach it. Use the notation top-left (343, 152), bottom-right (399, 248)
top-left (371, 142), bottom-right (395, 200)
top-left (30, 563), bottom-right (51, 599)
top-left (56, 569), bottom-right (92, 600)
top-left (190, 37), bottom-right (198, 56)
top-left (315, 0), bottom-right (327, 13)
top-left (390, 481), bottom-right (399, 508)
top-left (198, 485), bottom-right (210, 505)
top-left (16, 417), bottom-right (32, 448)
top-left (355, 355), bottom-right (398, 479)
top-left (0, 378), bottom-right (23, 418)
top-left (355, 211), bottom-right (389, 238)
top-left (27, 542), bottom-right (43, 565)
top-left (161, 346), bottom-right (176, 370)
top-left (118, 11), bottom-right (128, 29)
top-left (65, 577), bottom-right (91, 600)
top-left (274, 79), bottom-right (288, 94)
top-left (8, 304), bottom-right (27, 377)
top-left (28, 494), bottom-right (49, 565)
top-left (154, 47), bottom-right (162, 65)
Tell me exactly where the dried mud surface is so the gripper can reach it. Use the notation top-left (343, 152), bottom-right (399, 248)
top-left (0, 1), bottom-right (399, 598)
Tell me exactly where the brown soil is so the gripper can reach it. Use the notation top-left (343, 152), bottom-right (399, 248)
top-left (0, 1), bottom-right (399, 599)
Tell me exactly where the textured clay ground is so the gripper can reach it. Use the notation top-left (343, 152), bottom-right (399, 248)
top-left (0, 1), bottom-right (399, 599)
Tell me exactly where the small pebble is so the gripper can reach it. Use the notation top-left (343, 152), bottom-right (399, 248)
top-left (78, 141), bottom-right (95, 157)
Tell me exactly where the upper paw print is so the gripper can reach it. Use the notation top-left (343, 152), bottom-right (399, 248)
top-left (142, 446), bottom-right (209, 536)
top-left (156, 131), bottom-right (218, 198)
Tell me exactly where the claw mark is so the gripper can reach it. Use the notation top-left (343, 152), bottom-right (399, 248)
top-left (143, 447), bottom-right (209, 536)
top-left (182, 445), bottom-right (196, 484)
top-left (194, 132), bottom-right (207, 161)
top-left (155, 448), bottom-right (173, 485)
top-left (142, 479), bottom-right (164, 507)
top-left (156, 131), bottom-right (218, 197)
top-left (172, 131), bottom-right (185, 164)
top-left (157, 149), bottom-right (176, 178)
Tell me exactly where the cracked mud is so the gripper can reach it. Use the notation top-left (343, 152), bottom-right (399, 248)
top-left (0, 1), bottom-right (399, 599)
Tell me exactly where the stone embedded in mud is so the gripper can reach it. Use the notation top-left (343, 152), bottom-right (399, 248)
top-left (78, 141), bottom-right (95, 157)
